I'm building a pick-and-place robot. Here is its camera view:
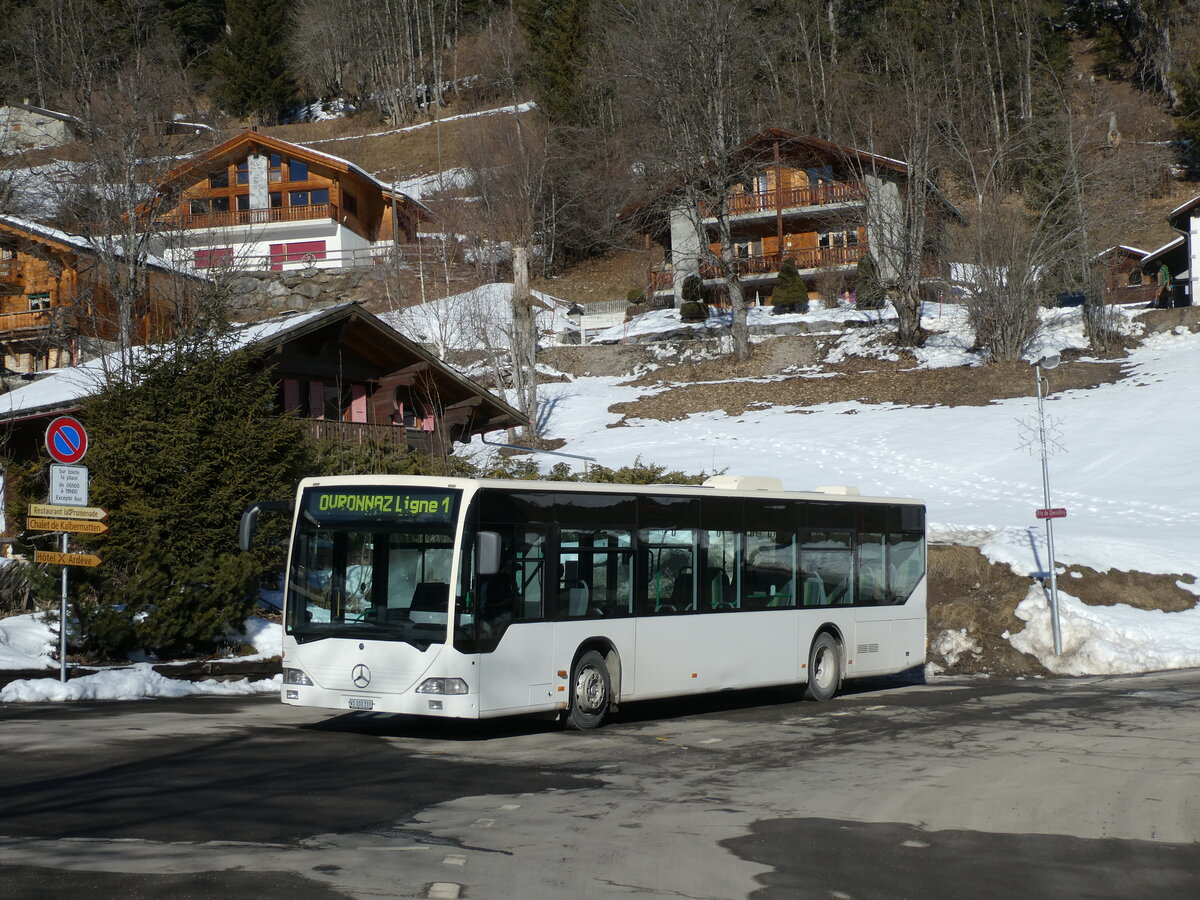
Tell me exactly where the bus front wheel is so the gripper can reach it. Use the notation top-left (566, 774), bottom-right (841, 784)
top-left (804, 633), bottom-right (842, 701)
top-left (567, 650), bottom-right (611, 730)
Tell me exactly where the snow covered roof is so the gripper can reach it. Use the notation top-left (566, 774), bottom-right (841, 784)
top-left (0, 302), bottom-right (527, 429)
top-left (1094, 245), bottom-right (1148, 260)
top-left (0, 304), bottom-right (337, 423)
top-left (1140, 235), bottom-right (1187, 269)
top-left (1, 102), bottom-right (82, 126)
top-left (0, 213), bottom-right (200, 278)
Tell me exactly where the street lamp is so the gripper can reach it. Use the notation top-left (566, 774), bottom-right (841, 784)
top-left (1033, 352), bottom-right (1063, 655)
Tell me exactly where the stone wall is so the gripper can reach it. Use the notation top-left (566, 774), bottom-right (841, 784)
top-left (224, 267), bottom-right (397, 318)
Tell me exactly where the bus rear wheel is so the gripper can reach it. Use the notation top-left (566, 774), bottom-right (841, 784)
top-left (804, 633), bottom-right (842, 701)
top-left (566, 650), bottom-right (611, 730)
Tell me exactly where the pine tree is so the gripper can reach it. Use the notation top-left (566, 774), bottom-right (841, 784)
top-left (74, 343), bottom-right (307, 659)
top-left (771, 257), bottom-right (809, 314)
top-left (514, 0), bottom-right (591, 125)
top-left (211, 0), bottom-right (296, 123)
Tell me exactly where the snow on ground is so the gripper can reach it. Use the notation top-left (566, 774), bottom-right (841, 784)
top-left (0, 666), bottom-right (281, 703)
top-left (0, 615), bottom-right (283, 702)
top-left (530, 301), bottom-right (1200, 676)
top-left (380, 282), bottom-right (577, 355)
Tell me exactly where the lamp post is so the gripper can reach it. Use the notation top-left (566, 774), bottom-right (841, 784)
top-left (1033, 353), bottom-right (1063, 655)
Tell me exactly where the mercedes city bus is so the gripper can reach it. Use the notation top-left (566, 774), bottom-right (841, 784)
top-left (240, 474), bottom-right (926, 728)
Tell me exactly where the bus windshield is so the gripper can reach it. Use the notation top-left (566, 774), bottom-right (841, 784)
top-left (286, 486), bottom-right (461, 648)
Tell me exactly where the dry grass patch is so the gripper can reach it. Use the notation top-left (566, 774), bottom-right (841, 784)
top-left (1059, 566), bottom-right (1198, 612)
top-left (610, 353), bottom-right (1126, 423)
top-left (927, 544), bottom-right (1048, 677)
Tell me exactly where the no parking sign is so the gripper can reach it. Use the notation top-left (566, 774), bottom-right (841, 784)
top-left (45, 416), bottom-right (88, 464)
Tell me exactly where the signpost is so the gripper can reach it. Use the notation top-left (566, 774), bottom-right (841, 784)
top-left (30, 504), bottom-right (107, 520)
top-left (39, 417), bottom-right (99, 683)
top-left (27, 517), bottom-right (108, 534)
top-left (34, 550), bottom-right (102, 567)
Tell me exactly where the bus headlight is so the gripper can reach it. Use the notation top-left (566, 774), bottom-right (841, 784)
top-left (283, 667), bottom-right (314, 686)
top-left (416, 677), bottom-right (469, 695)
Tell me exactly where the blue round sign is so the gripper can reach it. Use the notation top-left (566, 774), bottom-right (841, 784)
top-left (45, 416), bottom-right (88, 464)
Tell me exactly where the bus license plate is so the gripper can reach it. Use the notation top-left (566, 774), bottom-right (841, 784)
top-left (348, 698), bottom-right (374, 710)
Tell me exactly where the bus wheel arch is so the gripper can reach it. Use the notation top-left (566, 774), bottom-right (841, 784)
top-left (565, 640), bottom-right (620, 730)
top-left (804, 628), bottom-right (844, 702)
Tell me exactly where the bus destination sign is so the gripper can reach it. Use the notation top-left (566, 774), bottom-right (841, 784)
top-left (306, 488), bottom-right (458, 524)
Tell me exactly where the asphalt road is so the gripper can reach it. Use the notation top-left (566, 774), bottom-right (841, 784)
top-left (2, 670), bottom-right (1199, 899)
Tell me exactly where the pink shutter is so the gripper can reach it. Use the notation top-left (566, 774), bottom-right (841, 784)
top-left (308, 381), bottom-right (325, 420)
top-left (349, 384), bottom-right (367, 423)
top-left (283, 379), bottom-right (301, 414)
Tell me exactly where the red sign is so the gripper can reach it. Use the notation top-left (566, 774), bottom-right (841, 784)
top-left (45, 416), bottom-right (88, 464)
top-left (1036, 508), bottom-right (1067, 519)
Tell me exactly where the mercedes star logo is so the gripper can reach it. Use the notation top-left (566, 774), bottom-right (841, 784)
top-left (351, 664), bottom-right (371, 689)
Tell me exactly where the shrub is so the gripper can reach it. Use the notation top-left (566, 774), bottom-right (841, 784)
top-left (772, 257), bottom-right (809, 314)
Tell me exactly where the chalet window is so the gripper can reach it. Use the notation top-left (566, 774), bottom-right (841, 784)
top-left (189, 198), bottom-right (208, 215)
top-left (1128, 270), bottom-right (1143, 286)
top-left (343, 192), bottom-right (357, 215)
top-left (807, 165), bottom-right (835, 184)
top-left (211, 196), bottom-right (230, 213)
top-left (27, 292), bottom-right (50, 311)
top-left (210, 169), bottom-right (229, 189)
top-left (236, 193), bottom-right (250, 211)
top-left (289, 188), bottom-right (329, 207)
top-left (288, 159), bottom-right (309, 181)
top-left (270, 192), bottom-right (282, 208)
top-left (818, 228), bottom-right (859, 249)
top-left (236, 161), bottom-right (249, 185)
top-left (269, 153), bottom-right (283, 182)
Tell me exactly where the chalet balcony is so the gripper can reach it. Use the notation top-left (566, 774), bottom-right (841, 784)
top-left (160, 202), bottom-right (337, 232)
top-left (701, 181), bottom-right (867, 219)
top-left (298, 418), bottom-right (443, 455)
top-left (0, 308), bottom-right (52, 333)
top-left (648, 245), bottom-right (864, 293)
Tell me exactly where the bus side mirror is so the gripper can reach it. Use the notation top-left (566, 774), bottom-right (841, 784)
top-left (239, 500), bottom-right (293, 552)
top-left (476, 530), bottom-right (501, 576)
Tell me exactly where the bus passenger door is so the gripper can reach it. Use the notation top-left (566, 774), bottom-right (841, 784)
top-left (477, 526), bottom-right (557, 714)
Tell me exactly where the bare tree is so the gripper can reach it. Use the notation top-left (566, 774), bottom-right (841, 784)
top-left (596, 0), bottom-right (766, 361)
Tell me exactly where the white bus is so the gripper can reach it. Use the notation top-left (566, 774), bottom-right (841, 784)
top-left (241, 474), bottom-right (926, 729)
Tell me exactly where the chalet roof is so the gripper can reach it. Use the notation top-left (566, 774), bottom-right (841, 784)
top-left (0, 213), bottom-right (201, 278)
top-left (1167, 194), bottom-right (1200, 231)
top-left (1139, 235), bottom-right (1187, 274)
top-left (155, 130), bottom-right (432, 219)
top-left (0, 303), bottom-right (526, 433)
top-left (1094, 245), bottom-right (1149, 260)
top-left (1, 102), bottom-right (82, 126)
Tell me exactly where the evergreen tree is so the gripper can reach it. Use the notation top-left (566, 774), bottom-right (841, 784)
top-left (855, 253), bottom-right (887, 310)
top-left (514, 0), bottom-right (591, 125)
top-left (212, 0), bottom-right (296, 123)
top-left (162, 0), bottom-right (226, 80)
top-left (73, 343), bottom-right (306, 659)
top-left (771, 257), bottom-right (809, 314)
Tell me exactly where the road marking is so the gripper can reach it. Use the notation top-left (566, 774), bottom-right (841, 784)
top-left (700, 738), bottom-right (722, 744)
top-left (498, 804), bottom-right (521, 810)
top-left (472, 818), bottom-right (494, 828)
top-left (442, 855), bottom-right (467, 866)
top-left (902, 840), bottom-right (931, 848)
top-left (428, 884), bottom-right (461, 899)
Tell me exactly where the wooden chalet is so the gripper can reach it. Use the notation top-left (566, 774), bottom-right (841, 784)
top-left (1093, 246), bottom-right (1156, 306)
top-left (622, 129), bottom-right (962, 305)
top-left (148, 130), bottom-right (431, 273)
top-left (0, 303), bottom-right (526, 465)
top-left (1138, 196), bottom-right (1200, 308)
top-left (0, 214), bottom-right (187, 374)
